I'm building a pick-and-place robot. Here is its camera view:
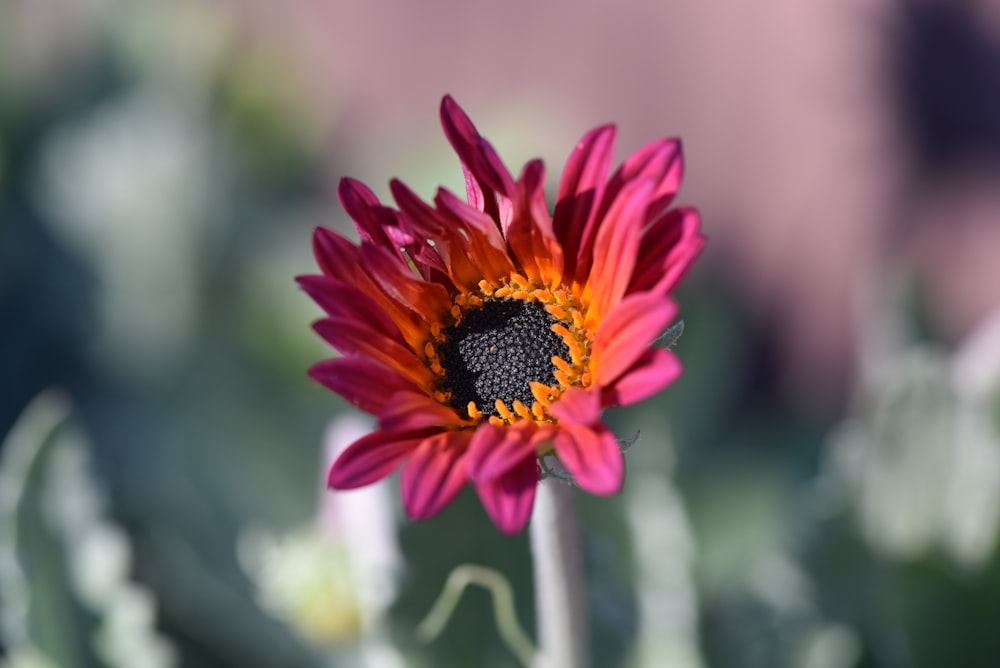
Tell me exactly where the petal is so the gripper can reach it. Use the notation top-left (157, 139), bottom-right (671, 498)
top-left (440, 96), bottom-right (516, 228)
top-left (552, 424), bottom-right (624, 496)
top-left (548, 387), bottom-right (601, 427)
top-left (308, 357), bottom-right (420, 416)
top-left (327, 428), bottom-right (433, 489)
top-left (435, 188), bottom-right (516, 282)
top-left (476, 455), bottom-right (540, 534)
top-left (597, 138), bottom-right (683, 229)
top-left (591, 293), bottom-right (678, 387)
top-left (586, 178), bottom-right (655, 319)
top-left (297, 275), bottom-right (406, 345)
top-left (467, 422), bottom-right (553, 482)
top-left (629, 207), bottom-right (706, 296)
top-left (553, 125), bottom-right (616, 283)
top-left (338, 178), bottom-right (398, 255)
top-left (379, 391), bottom-right (467, 431)
top-left (359, 243), bottom-right (453, 321)
top-left (601, 348), bottom-right (682, 407)
top-left (400, 430), bottom-right (471, 520)
top-left (506, 159), bottom-right (564, 285)
top-left (313, 318), bottom-right (434, 387)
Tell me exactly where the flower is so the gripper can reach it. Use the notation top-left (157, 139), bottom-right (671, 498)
top-left (299, 96), bottom-right (704, 534)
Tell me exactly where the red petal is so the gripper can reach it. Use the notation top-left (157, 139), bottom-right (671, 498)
top-left (601, 348), bottom-right (682, 407)
top-left (586, 178), bottom-right (654, 319)
top-left (439, 96), bottom-right (516, 227)
top-left (327, 428), bottom-right (433, 489)
top-left (297, 275), bottom-right (405, 345)
top-left (553, 125), bottom-right (616, 283)
top-left (476, 455), bottom-right (540, 534)
top-left (379, 391), bottom-right (467, 431)
top-left (313, 318), bottom-right (433, 387)
top-left (338, 178), bottom-right (397, 255)
top-left (629, 207), bottom-right (705, 295)
top-left (400, 431), bottom-right (471, 520)
top-left (506, 159), bottom-right (564, 284)
top-left (308, 357), bottom-right (420, 416)
top-left (591, 294), bottom-right (678, 386)
top-left (467, 422), bottom-right (552, 482)
top-left (552, 424), bottom-right (624, 496)
top-left (548, 387), bottom-right (601, 427)
top-left (598, 138), bottom-right (683, 229)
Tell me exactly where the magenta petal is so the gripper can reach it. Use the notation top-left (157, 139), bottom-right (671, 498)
top-left (601, 348), bottom-right (682, 407)
top-left (552, 425), bottom-right (624, 496)
top-left (312, 318), bottom-right (431, 385)
top-left (630, 207), bottom-right (705, 295)
top-left (379, 391), bottom-right (464, 431)
top-left (400, 431), bottom-right (470, 520)
top-left (553, 125), bottom-right (616, 281)
top-left (466, 423), bottom-right (549, 483)
top-left (439, 96), bottom-right (516, 222)
top-left (587, 178), bottom-right (654, 317)
top-left (476, 456), bottom-right (540, 535)
top-left (327, 429), bottom-right (431, 489)
top-left (599, 138), bottom-right (683, 227)
top-left (592, 294), bottom-right (678, 386)
top-left (298, 275), bottom-right (405, 344)
top-left (338, 178), bottom-right (397, 254)
top-left (308, 357), bottom-right (419, 416)
top-left (312, 227), bottom-right (361, 282)
top-left (548, 388), bottom-right (601, 427)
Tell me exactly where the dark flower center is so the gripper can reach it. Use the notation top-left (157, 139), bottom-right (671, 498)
top-left (438, 299), bottom-right (569, 417)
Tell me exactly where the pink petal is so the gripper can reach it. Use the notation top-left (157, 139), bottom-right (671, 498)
top-left (466, 422), bottom-right (553, 483)
top-left (506, 159), bottom-right (563, 284)
top-left (548, 387), bottom-right (601, 427)
top-left (552, 424), bottom-right (624, 496)
top-left (327, 429), bottom-right (433, 489)
top-left (297, 275), bottom-right (405, 345)
top-left (629, 207), bottom-right (705, 295)
top-left (338, 178), bottom-right (397, 255)
top-left (591, 293), bottom-right (678, 386)
top-left (379, 391), bottom-right (466, 431)
top-left (601, 348), bottom-right (682, 407)
top-left (598, 138), bottom-right (683, 228)
top-left (358, 243), bottom-right (452, 320)
top-left (586, 178), bottom-right (655, 319)
top-left (308, 357), bottom-right (420, 416)
top-left (439, 96), bottom-right (516, 226)
top-left (312, 227), bottom-right (361, 282)
top-left (400, 431), bottom-right (471, 520)
top-left (313, 318), bottom-right (433, 386)
top-left (552, 125), bottom-right (616, 283)
top-left (476, 455), bottom-right (540, 534)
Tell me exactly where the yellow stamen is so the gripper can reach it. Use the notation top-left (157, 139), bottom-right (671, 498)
top-left (531, 401), bottom-right (546, 421)
top-left (531, 382), bottom-right (554, 406)
top-left (552, 356), bottom-right (575, 377)
top-left (488, 415), bottom-right (505, 427)
top-left (545, 304), bottom-right (569, 320)
top-left (553, 369), bottom-right (571, 388)
top-left (494, 286), bottom-right (513, 298)
top-left (495, 399), bottom-right (515, 423)
top-left (512, 400), bottom-right (531, 419)
top-left (467, 401), bottom-right (483, 421)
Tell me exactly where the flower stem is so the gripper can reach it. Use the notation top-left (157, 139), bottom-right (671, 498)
top-left (530, 480), bottom-right (589, 668)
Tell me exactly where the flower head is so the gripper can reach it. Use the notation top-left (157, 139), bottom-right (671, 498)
top-left (300, 96), bottom-right (704, 534)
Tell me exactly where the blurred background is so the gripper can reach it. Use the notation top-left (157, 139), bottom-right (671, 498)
top-left (3, 0), bottom-right (1000, 666)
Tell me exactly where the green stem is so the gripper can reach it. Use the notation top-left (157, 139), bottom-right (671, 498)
top-left (530, 480), bottom-right (588, 668)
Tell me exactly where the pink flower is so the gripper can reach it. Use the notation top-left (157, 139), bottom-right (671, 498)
top-left (299, 96), bottom-right (704, 534)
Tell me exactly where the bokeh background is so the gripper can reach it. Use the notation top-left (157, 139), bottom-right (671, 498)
top-left (4, 0), bottom-right (1000, 666)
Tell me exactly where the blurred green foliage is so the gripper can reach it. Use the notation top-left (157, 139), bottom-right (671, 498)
top-left (3, 3), bottom-right (1000, 668)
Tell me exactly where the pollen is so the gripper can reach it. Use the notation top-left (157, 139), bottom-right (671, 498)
top-left (430, 276), bottom-right (594, 424)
